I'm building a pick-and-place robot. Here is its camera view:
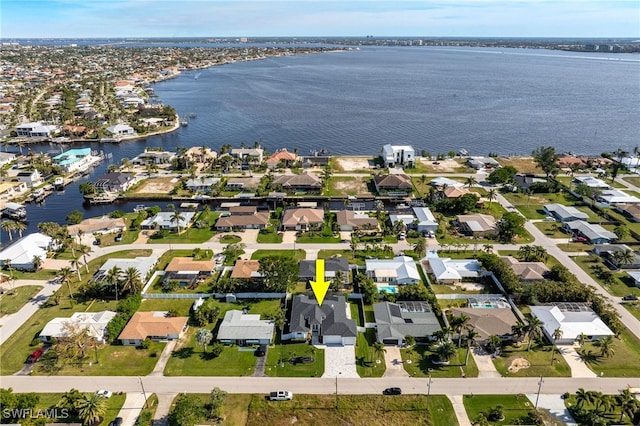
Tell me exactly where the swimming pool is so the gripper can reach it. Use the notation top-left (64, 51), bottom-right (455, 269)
top-left (376, 285), bottom-right (398, 294)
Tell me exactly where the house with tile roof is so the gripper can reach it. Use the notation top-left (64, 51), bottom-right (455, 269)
top-left (163, 257), bottom-right (215, 289)
top-left (455, 213), bottom-right (497, 236)
top-left (501, 257), bottom-right (550, 281)
top-left (265, 148), bottom-right (299, 169)
top-left (67, 216), bottom-right (126, 238)
top-left (289, 294), bottom-right (357, 345)
top-left (373, 174), bottom-right (412, 195)
top-left (214, 207), bottom-right (270, 231)
top-left (119, 311), bottom-right (188, 346)
top-left (281, 208), bottom-right (325, 231)
top-left (273, 172), bottom-right (322, 193)
top-left (230, 260), bottom-right (262, 282)
top-left (450, 307), bottom-right (519, 345)
top-left (335, 210), bottom-right (379, 231)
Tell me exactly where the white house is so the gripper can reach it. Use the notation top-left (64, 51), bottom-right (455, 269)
top-left (543, 204), bottom-right (589, 222)
top-left (596, 189), bottom-right (640, 205)
top-left (365, 256), bottom-right (420, 285)
top-left (40, 311), bottom-right (117, 343)
top-left (423, 251), bottom-right (482, 284)
top-left (0, 232), bottom-right (55, 270)
top-left (563, 221), bottom-right (617, 244)
top-left (381, 144), bottom-right (415, 168)
top-left (15, 121), bottom-right (59, 138)
top-left (106, 123), bottom-right (135, 136)
top-left (52, 148), bottom-right (101, 173)
top-left (412, 207), bottom-right (438, 233)
top-left (574, 176), bottom-right (610, 189)
top-left (15, 169), bottom-right (43, 188)
top-left (93, 255), bottom-right (159, 283)
top-left (216, 310), bottom-right (275, 346)
top-left (140, 211), bottom-right (195, 230)
top-left (529, 303), bottom-right (615, 344)
top-left (626, 271), bottom-right (640, 287)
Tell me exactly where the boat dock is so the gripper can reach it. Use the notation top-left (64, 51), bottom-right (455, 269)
top-left (87, 193), bottom-right (118, 204)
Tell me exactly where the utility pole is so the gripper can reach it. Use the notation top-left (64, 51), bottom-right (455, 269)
top-left (426, 373), bottom-right (432, 412)
top-left (139, 377), bottom-right (148, 409)
top-left (535, 375), bottom-right (543, 409)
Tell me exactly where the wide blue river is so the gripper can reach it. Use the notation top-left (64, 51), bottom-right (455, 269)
top-left (5, 46), bottom-right (639, 239)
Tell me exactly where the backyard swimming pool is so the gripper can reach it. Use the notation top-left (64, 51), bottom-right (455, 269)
top-left (376, 285), bottom-right (398, 294)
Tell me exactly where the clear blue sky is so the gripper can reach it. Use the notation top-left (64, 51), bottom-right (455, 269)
top-left (2, 1), bottom-right (638, 38)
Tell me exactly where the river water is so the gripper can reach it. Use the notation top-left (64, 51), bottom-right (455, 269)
top-left (6, 46), bottom-right (639, 240)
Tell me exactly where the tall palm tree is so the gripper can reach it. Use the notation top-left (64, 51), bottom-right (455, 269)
top-left (511, 321), bottom-right (527, 342)
top-left (78, 244), bottom-right (92, 273)
top-left (464, 328), bottom-right (480, 366)
top-left (1, 220), bottom-right (16, 241)
top-left (71, 257), bottom-right (82, 281)
top-left (597, 335), bottom-right (615, 358)
top-left (59, 266), bottom-right (74, 300)
top-left (106, 266), bottom-right (122, 301)
top-left (436, 341), bottom-right (457, 363)
top-left (487, 188), bottom-right (497, 208)
top-left (13, 220), bottom-right (26, 238)
top-left (526, 316), bottom-right (544, 351)
top-left (465, 176), bottom-right (477, 188)
top-left (617, 389), bottom-right (638, 422)
top-left (551, 327), bottom-right (563, 365)
top-left (575, 388), bottom-right (596, 408)
top-left (372, 342), bottom-right (386, 364)
top-left (432, 329), bottom-right (447, 344)
top-left (76, 393), bottom-right (108, 425)
top-left (32, 255), bottom-right (43, 271)
top-left (170, 210), bottom-right (185, 234)
top-left (452, 313), bottom-right (471, 347)
top-left (121, 267), bottom-right (142, 295)
top-left (487, 335), bottom-right (502, 353)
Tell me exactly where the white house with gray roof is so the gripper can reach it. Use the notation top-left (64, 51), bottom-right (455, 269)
top-left (94, 255), bottom-right (159, 283)
top-left (40, 311), bottom-right (117, 343)
top-left (381, 144), bottom-right (415, 168)
top-left (529, 303), bottom-right (614, 344)
top-left (141, 211), bottom-right (195, 230)
top-left (217, 310), bottom-right (274, 346)
top-left (423, 251), bottom-right (482, 284)
top-left (373, 301), bottom-right (441, 346)
top-left (563, 220), bottom-right (617, 244)
top-left (543, 204), bottom-right (589, 222)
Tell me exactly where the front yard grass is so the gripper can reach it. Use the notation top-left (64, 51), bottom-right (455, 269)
top-left (0, 285), bottom-right (43, 316)
top-left (251, 249), bottom-right (306, 261)
top-left (579, 328), bottom-right (640, 377)
top-left (219, 234), bottom-right (242, 244)
top-left (463, 394), bottom-right (535, 426)
top-left (256, 227), bottom-right (283, 243)
top-left (355, 329), bottom-right (385, 377)
top-left (25, 392), bottom-right (126, 426)
top-left (244, 394), bottom-right (456, 426)
top-left (534, 221), bottom-right (568, 238)
top-left (571, 255), bottom-right (640, 298)
top-left (265, 340), bottom-right (324, 377)
top-left (492, 343), bottom-right (571, 377)
top-left (8, 269), bottom-right (59, 280)
top-left (556, 243), bottom-right (590, 252)
top-left (146, 226), bottom-right (215, 244)
top-left (400, 345), bottom-right (479, 378)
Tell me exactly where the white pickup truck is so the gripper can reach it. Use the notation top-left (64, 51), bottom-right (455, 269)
top-left (269, 390), bottom-right (293, 401)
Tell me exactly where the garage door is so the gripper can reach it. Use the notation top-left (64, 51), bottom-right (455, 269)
top-left (383, 339), bottom-right (399, 346)
top-left (323, 335), bottom-right (342, 345)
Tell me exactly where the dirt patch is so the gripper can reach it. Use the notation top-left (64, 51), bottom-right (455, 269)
top-left (498, 156), bottom-right (542, 174)
top-left (418, 158), bottom-right (467, 173)
top-left (132, 177), bottom-right (177, 194)
top-left (508, 357), bottom-right (531, 373)
top-left (334, 156), bottom-right (375, 172)
top-left (332, 178), bottom-right (370, 195)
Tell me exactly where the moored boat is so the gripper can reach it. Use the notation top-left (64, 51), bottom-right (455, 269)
top-left (2, 202), bottom-right (27, 221)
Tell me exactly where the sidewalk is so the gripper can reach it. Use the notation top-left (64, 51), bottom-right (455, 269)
top-left (118, 392), bottom-right (147, 426)
top-left (448, 395), bottom-right (472, 426)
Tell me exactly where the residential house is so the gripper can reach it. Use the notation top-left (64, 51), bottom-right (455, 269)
top-left (412, 207), bottom-right (438, 233)
top-left (0, 152), bottom-right (16, 167)
top-left (0, 232), bottom-right (55, 270)
top-left (563, 220), bottom-right (617, 244)
top-left (373, 174), bottom-right (413, 196)
top-left (15, 169), bottom-right (43, 187)
top-left (299, 258), bottom-right (350, 285)
top-left (40, 311), bottom-right (117, 343)
top-left (574, 176), bottom-right (610, 189)
top-left (365, 256), bottom-right (420, 285)
top-left (289, 294), bottom-right (357, 345)
top-left (615, 204), bottom-right (640, 222)
top-left (230, 148), bottom-right (264, 165)
top-left (543, 204), bottom-right (589, 222)
top-left (93, 172), bottom-right (135, 193)
top-left (467, 157), bottom-right (500, 170)
top-left (131, 149), bottom-right (176, 165)
top-left (140, 211), bottom-right (195, 230)
top-left (217, 310), bottom-right (275, 346)
top-left (163, 257), bottom-right (215, 289)
top-left (52, 148), bottom-right (100, 173)
top-left (626, 271), bottom-right (640, 287)
top-left (185, 146), bottom-right (217, 164)
top-left (93, 255), bottom-right (159, 283)
top-left (373, 301), bottom-right (441, 346)
top-left (281, 208), bottom-right (325, 231)
top-left (592, 244), bottom-right (640, 269)
top-left (214, 206), bottom-right (270, 231)
top-left (450, 306), bottom-right (519, 345)
top-left (106, 123), bottom-right (135, 136)
top-left (335, 210), bottom-right (379, 232)
top-left (272, 173), bottom-right (322, 193)
top-left (596, 189), bottom-right (640, 205)
top-left (381, 144), bottom-right (415, 168)
top-left (0, 182), bottom-right (26, 198)
top-left (67, 216), bottom-right (126, 239)
top-left (512, 174), bottom-right (546, 191)
top-left (15, 121), bottom-right (58, 138)
top-left (184, 177), bottom-right (220, 192)
top-left (455, 213), bottom-right (497, 236)
top-left (529, 303), bottom-right (615, 344)
top-left (265, 148), bottom-right (298, 169)
top-left (423, 252), bottom-right (482, 284)
top-left (230, 260), bottom-right (262, 282)
top-left (501, 257), bottom-right (550, 281)
top-left (442, 186), bottom-right (470, 200)
top-left (119, 311), bottom-right (188, 346)
top-left (430, 177), bottom-right (465, 189)
top-left (225, 177), bottom-right (260, 191)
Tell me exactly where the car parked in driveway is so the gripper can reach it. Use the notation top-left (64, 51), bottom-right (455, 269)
top-left (572, 236), bottom-right (588, 243)
top-left (622, 295), bottom-right (639, 301)
top-left (96, 390), bottom-right (113, 398)
top-left (383, 387), bottom-right (402, 395)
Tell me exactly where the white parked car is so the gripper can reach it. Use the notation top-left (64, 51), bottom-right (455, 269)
top-left (96, 390), bottom-right (113, 398)
top-left (269, 390), bottom-right (293, 401)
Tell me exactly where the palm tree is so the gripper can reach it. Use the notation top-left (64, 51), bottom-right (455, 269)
top-left (617, 389), bottom-right (638, 422)
top-left (596, 335), bottom-right (615, 358)
top-left (71, 257), bottom-right (82, 281)
top-left (451, 313), bottom-right (471, 347)
top-left (487, 335), bottom-right (502, 353)
top-left (106, 266), bottom-right (122, 301)
top-left (511, 321), bottom-right (527, 342)
top-left (575, 388), bottom-right (596, 408)
top-left (550, 327), bottom-right (563, 365)
top-left (13, 220), bottom-right (26, 238)
top-left (577, 332), bottom-right (588, 347)
top-left (1, 220), bottom-right (16, 241)
top-left (170, 210), bottom-right (186, 234)
top-left (464, 328), bottom-right (479, 365)
top-left (613, 249), bottom-right (634, 269)
top-left (56, 388), bottom-right (82, 412)
top-left (76, 393), bottom-right (107, 425)
top-left (432, 329), bottom-right (447, 344)
top-left (78, 244), bottom-right (92, 273)
top-left (32, 255), bottom-right (43, 271)
top-left (487, 188), bottom-right (497, 208)
top-left (436, 341), bottom-right (457, 363)
top-left (526, 316), bottom-right (544, 351)
top-left (414, 238), bottom-right (426, 258)
top-left (372, 342), bottom-right (386, 364)
top-left (59, 266), bottom-right (74, 300)
top-left (121, 267), bottom-right (142, 295)
top-left (482, 244), bottom-right (494, 254)
top-left (465, 176), bottom-right (477, 188)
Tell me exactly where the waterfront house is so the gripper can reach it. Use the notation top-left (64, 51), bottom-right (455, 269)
top-left (40, 311), bottom-right (117, 344)
top-left (373, 301), bottom-right (441, 346)
top-left (184, 177), bottom-right (220, 192)
top-left (230, 148), bottom-right (264, 164)
top-left (217, 310), bottom-right (275, 346)
top-left (67, 216), bottom-right (126, 239)
top-left (412, 207), bottom-right (438, 233)
top-left (140, 211), bottom-right (195, 230)
top-left (289, 294), bottom-right (357, 345)
top-left (563, 220), bottom-right (617, 244)
top-left (373, 174), bottom-right (412, 196)
top-left (501, 256), bottom-right (550, 281)
top-left (0, 232), bottom-right (55, 270)
top-left (543, 203), bottom-right (589, 222)
top-left (93, 172), bottom-right (135, 193)
top-left (93, 255), bottom-right (159, 283)
top-left (272, 172), bottom-right (322, 193)
top-left (15, 121), bottom-right (59, 138)
top-left (225, 177), bottom-right (260, 190)
top-left (0, 152), bottom-right (16, 167)
top-left (450, 306), bottom-right (519, 345)
top-left (185, 146), bottom-right (217, 164)
top-left (299, 258), bottom-right (350, 285)
top-left (365, 256), bottom-right (420, 285)
top-left (106, 123), bottom-right (135, 136)
top-left (455, 213), bottom-right (497, 236)
top-left (281, 208), bottom-right (325, 231)
top-left (423, 252), bottom-right (481, 284)
top-left (119, 311), bottom-right (188, 346)
top-left (15, 169), bottom-right (43, 188)
top-left (132, 149), bottom-right (176, 165)
top-left (214, 207), bottom-right (270, 231)
top-left (0, 182), bottom-right (26, 198)
top-left (335, 210), bottom-right (379, 232)
top-left (265, 148), bottom-right (299, 169)
top-left (529, 303), bottom-right (614, 344)
top-left (381, 144), bottom-right (415, 168)
top-left (53, 148), bottom-right (100, 173)
top-left (467, 156), bottom-right (500, 170)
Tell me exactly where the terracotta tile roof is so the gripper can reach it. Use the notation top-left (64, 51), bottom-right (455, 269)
top-left (282, 208), bottom-right (325, 227)
top-left (165, 257), bottom-right (215, 272)
top-left (118, 312), bottom-right (188, 340)
top-left (230, 260), bottom-right (261, 279)
top-left (266, 148), bottom-right (298, 164)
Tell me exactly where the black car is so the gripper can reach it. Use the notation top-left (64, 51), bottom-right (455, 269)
top-left (114, 233), bottom-right (123, 242)
top-left (255, 344), bottom-right (267, 357)
top-left (622, 295), bottom-right (639, 301)
top-left (109, 417), bottom-right (123, 426)
top-left (383, 387), bottom-right (402, 395)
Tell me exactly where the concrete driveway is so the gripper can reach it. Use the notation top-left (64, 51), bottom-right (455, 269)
top-left (383, 346), bottom-right (409, 377)
top-left (320, 344), bottom-right (359, 378)
top-left (557, 345), bottom-right (597, 378)
top-left (282, 231), bottom-right (297, 244)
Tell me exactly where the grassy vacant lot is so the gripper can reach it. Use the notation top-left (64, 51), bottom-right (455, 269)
top-left (243, 394), bottom-right (456, 426)
top-left (463, 394), bottom-right (535, 426)
top-left (534, 221), bottom-right (568, 238)
top-left (325, 176), bottom-right (372, 196)
top-left (401, 345), bottom-right (479, 378)
top-left (492, 343), bottom-right (571, 377)
top-left (0, 285), bottom-right (43, 316)
top-left (9, 268), bottom-right (59, 280)
top-left (498, 156), bottom-right (542, 174)
top-left (26, 392), bottom-right (126, 425)
top-left (571, 255), bottom-right (640, 299)
top-left (580, 329), bottom-right (640, 377)
top-left (265, 340), bottom-right (325, 377)
top-left (251, 249), bottom-right (306, 261)
top-left (502, 191), bottom-right (581, 220)
top-left (356, 330), bottom-right (386, 377)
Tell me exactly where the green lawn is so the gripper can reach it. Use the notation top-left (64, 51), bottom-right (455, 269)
top-left (571, 255), bottom-right (640, 298)
top-left (623, 303), bottom-right (640, 321)
top-left (400, 345), bottom-right (479, 378)
top-left (219, 234), bottom-right (242, 244)
top-left (296, 233), bottom-right (341, 243)
top-left (265, 341), bottom-right (324, 377)
top-left (579, 329), bottom-right (640, 377)
top-left (533, 221), bottom-right (568, 238)
top-left (492, 343), bottom-right (571, 377)
top-left (463, 394), bottom-right (536, 426)
top-left (556, 243), bottom-right (590, 252)
top-left (243, 394), bottom-right (456, 426)
top-left (146, 226), bottom-right (215, 244)
top-left (0, 285), bottom-right (43, 316)
top-left (7, 269), bottom-right (59, 280)
top-left (19, 392), bottom-right (126, 425)
top-left (564, 392), bottom-right (636, 425)
top-left (355, 330), bottom-right (386, 377)
top-left (350, 302), bottom-right (363, 327)
top-left (363, 304), bottom-right (375, 323)
top-left (251, 249), bottom-right (306, 261)
top-left (139, 298), bottom-right (196, 316)
top-left (256, 228), bottom-right (283, 243)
